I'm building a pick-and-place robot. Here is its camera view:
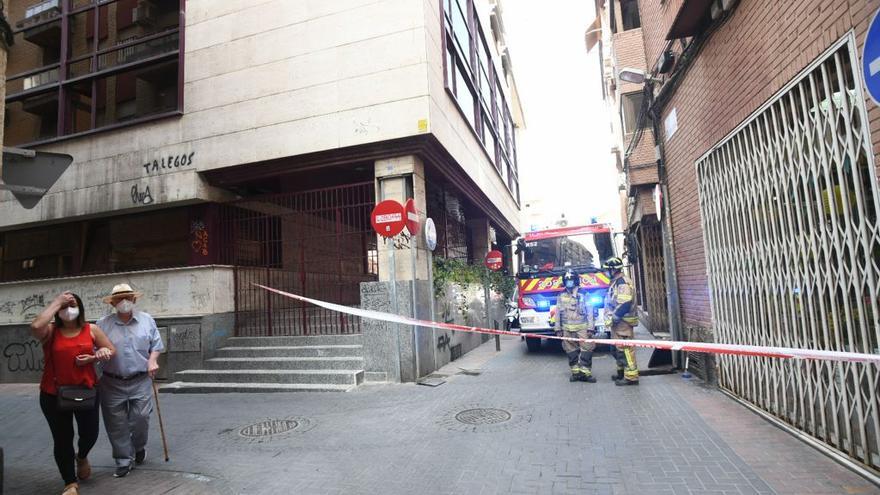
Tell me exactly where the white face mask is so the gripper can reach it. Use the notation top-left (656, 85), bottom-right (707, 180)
top-left (59, 306), bottom-right (80, 322)
top-left (115, 300), bottom-right (135, 314)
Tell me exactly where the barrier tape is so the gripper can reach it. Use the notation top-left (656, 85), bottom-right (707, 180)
top-left (255, 284), bottom-right (880, 365)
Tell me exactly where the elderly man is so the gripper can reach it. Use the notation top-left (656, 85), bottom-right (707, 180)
top-left (96, 283), bottom-right (164, 478)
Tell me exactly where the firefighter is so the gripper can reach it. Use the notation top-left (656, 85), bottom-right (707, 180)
top-left (604, 257), bottom-right (640, 386)
top-left (555, 269), bottom-right (597, 383)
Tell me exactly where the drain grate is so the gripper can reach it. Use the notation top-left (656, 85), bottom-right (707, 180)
top-left (239, 419), bottom-right (299, 438)
top-left (455, 408), bottom-right (511, 425)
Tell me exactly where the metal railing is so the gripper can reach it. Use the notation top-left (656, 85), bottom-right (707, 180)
top-left (97, 31), bottom-right (179, 70)
top-left (22, 67), bottom-right (59, 90)
top-left (697, 38), bottom-right (880, 471)
top-left (20, 0), bottom-right (60, 24)
top-left (218, 182), bottom-right (378, 336)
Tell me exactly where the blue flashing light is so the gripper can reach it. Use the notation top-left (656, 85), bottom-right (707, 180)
top-left (589, 295), bottom-right (603, 306)
top-left (536, 299), bottom-right (550, 310)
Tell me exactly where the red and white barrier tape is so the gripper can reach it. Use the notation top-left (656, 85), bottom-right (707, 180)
top-left (255, 284), bottom-right (880, 365)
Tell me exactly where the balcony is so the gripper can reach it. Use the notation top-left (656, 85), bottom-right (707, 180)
top-left (16, 0), bottom-right (62, 47)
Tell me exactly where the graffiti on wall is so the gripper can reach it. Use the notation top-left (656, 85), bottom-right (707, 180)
top-left (437, 333), bottom-right (451, 351)
top-left (142, 152), bottom-right (196, 175)
top-left (0, 294), bottom-right (46, 321)
top-left (131, 183), bottom-right (155, 205)
top-left (3, 339), bottom-right (43, 373)
top-left (191, 220), bottom-right (209, 256)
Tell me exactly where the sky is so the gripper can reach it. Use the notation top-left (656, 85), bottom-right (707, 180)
top-left (501, 0), bottom-right (621, 232)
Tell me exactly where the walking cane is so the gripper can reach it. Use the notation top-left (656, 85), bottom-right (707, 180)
top-left (151, 380), bottom-right (170, 462)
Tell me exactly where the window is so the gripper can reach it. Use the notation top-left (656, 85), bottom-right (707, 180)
top-left (4, 0), bottom-right (183, 146)
top-left (621, 0), bottom-right (641, 31)
top-left (0, 207), bottom-right (191, 282)
top-left (621, 91), bottom-right (645, 134)
top-left (443, 0), bottom-right (518, 201)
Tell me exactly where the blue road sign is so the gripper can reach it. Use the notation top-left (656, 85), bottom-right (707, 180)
top-left (863, 9), bottom-right (880, 106)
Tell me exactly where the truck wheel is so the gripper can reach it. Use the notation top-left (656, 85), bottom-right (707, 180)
top-left (525, 337), bottom-right (541, 352)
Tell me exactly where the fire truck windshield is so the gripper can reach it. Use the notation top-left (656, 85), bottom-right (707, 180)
top-left (521, 233), bottom-right (605, 273)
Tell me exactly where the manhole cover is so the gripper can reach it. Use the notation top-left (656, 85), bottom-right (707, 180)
top-left (439, 404), bottom-right (530, 433)
top-left (455, 408), bottom-right (511, 425)
top-left (238, 419), bottom-right (300, 438)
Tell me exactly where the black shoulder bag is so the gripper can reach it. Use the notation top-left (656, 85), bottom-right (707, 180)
top-left (48, 328), bottom-right (98, 412)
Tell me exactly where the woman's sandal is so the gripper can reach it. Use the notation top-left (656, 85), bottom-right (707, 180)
top-left (61, 482), bottom-right (79, 495)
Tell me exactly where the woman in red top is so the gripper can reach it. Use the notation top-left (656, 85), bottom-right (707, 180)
top-left (31, 292), bottom-right (115, 495)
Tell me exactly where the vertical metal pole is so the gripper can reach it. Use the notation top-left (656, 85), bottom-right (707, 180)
top-left (427, 248), bottom-right (437, 372)
top-left (411, 232), bottom-right (420, 380)
top-left (389, 241), bottom-right (403, 381)
top-left (380, 180), bottom-right (404, 382)
top-left (483, 266), bottom-right (493, 349)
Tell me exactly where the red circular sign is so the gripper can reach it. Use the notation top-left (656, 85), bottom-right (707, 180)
top-left (484, 250), bottom-right (503, 271)
top-left (371, 200), bottom-right (406, 238)
top-left (404, 198), bottom-right (420, 235)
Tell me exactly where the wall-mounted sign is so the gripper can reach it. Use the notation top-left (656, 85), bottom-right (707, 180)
top-left (863, 9), bottom-right (880, 106)
top-left (424, 218), bottom-right (437, 251)
top-left (653, 184), bottom-right (662, 221)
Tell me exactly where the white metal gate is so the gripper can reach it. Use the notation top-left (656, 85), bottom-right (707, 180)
top-left (696, 37), bottom-right (880, 471)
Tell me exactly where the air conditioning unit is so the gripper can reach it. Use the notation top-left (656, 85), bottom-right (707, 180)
top-left (132, 2), bottom-right (157, 26)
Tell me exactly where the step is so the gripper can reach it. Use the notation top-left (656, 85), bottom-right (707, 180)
top-left (224, 335), bottom-right (363, 347)
top-left (159, 382), bottom-right (356, 394)
top-left (173, 369), bottom-right (364, 386)
top-left (215, 345), bottom-right (363, 358)
top-left (204, 356), bottom-right (365, 371)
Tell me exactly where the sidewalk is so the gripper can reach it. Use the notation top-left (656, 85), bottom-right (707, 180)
top-left (1, 335), bottom-right (877, 495)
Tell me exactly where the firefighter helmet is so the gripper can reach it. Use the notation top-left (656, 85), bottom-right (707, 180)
top-left (562, 269), bottom-right (577, 284)
top-left (603, 257), bottom-right (624, 270)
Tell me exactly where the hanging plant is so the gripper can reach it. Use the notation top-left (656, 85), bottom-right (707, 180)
top-left (432, 257), bottom-right (515, 302)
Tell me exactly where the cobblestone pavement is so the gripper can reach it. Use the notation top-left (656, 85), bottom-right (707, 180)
top-left (1, 335), bottom-right (877, 495)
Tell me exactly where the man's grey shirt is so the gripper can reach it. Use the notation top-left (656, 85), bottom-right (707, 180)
top-left (97, 311), bottom-right (164, 377)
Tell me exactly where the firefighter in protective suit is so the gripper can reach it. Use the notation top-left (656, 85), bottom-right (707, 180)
top-left (555, 269), bottom-right (597, 383)
top-left (604, 257), bottom-right (640, 386)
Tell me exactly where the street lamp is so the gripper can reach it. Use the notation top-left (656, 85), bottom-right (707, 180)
top-left (617, 67), bottom-right (661, 85)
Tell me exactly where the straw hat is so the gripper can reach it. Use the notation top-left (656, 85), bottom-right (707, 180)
top-left (102, 283), bottom-right (143, 304)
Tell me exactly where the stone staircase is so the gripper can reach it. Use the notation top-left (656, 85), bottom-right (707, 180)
top-left (161, 334), bottom-right (365, 393)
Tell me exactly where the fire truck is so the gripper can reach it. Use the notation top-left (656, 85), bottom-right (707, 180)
top-left (513, 224), bottom-right (617, 351)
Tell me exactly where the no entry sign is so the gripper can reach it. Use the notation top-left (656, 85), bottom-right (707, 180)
top-left (371, 200), bottom-right (406, 238)
top-left (485, 250), bottom-right (503, 271)
top-left (405, 198), bottom-right (420, 235)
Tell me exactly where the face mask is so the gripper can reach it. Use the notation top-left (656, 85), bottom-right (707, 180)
top-left (59, 306), bottom-right (79, 322)
top-left (115, 300), bottom-right (135, 314)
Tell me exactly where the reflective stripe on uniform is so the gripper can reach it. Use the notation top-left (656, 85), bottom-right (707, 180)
top-left (563, 323), bottom-right (589, 331)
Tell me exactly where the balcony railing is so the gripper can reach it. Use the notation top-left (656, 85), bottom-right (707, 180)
top-left (17, 0), bottom-right (61, 28)
top-left (22, 67), bottom-right (59, 90)
top-left (98, 31), bottom-right (179, 70)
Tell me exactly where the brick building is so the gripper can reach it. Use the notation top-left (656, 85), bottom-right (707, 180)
top-left (618, 0), bottom-right (880, 477)
top-left (592, 0), bottom-right (669, 337)
top-left (0, 0), bottom-right (525, 389)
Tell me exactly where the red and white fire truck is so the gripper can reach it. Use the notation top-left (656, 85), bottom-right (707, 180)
top-left (513, 224), bottom-right (618, 351)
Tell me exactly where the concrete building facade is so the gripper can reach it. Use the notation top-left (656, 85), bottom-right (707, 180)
top-left (626, 0), bottom-right (880, 477)
top-left (0, 0), bottom-right (524, 388)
